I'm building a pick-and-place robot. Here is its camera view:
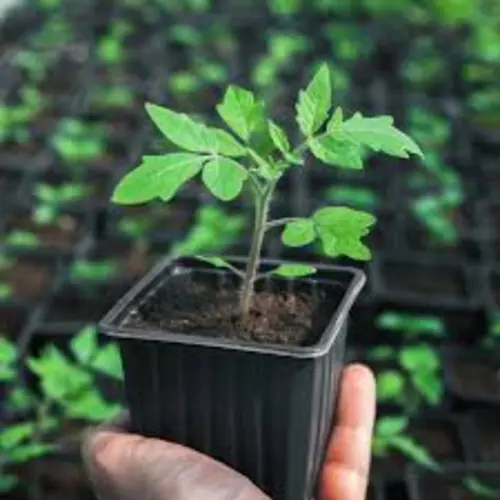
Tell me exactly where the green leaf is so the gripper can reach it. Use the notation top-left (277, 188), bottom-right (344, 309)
top-left (28, 346), bottom-right (92, 401)
top-left (0, 283), bottom-right (12, 300)
top-left (376, 370), bottom-right (405, 402)
top-left (313, 207), bottom-right (376, 260)
top-left (202, 158), bottom-right (248, 201)
top-left (0, 423), bottom-right (35, 449)
top-left (145, 103), bottom-right (203, 152)
top-left (112, 154), bottom-right (204, 205)
top-left (145, 103), bottom-right (246, 157)
top-left (309, 133), bottom-right (363, 169)
top-left (70, 325), bottom-right (98, 366)
top-left (7, 388), bottom-right (34, 411)
top-left (412, 370), bottom-right (443, 406)
top-left (68, 388), bottom-right (122, 422)
top-left (282, 219), bottom-right (316, 247)
top-left (399, 345), bottom-right (439, 372)
top-left (368, 345), bottom-right (396, 361)
top-left (341, 113), bottom-right (424, 159)
top-left (216, 86), bottom-right (263, 141)
top-left (4, 230), bottom-right (39, 248)
top-left (0, 336), bottom-right (16, 364)
top-left (463, 477), bottom-right (500, 499)
top-left (376, 416), bottom-right (408, 438)
top-left (0, 474), bottom-right (18, 493)
top-left (195, 256), bottom-right (235, 271)
top-left (7, 443), bottom-right (54, 463)
top-left (268, 120), bottom-right (291, 154)
top-left (296, 63), bottom-right (332, 136)
top-left (272, 264), bottom-right (317, 278)
top-left (91, 343), bottom-right (123, 381)
top-left (376, 312), bottom-right (445, 337)
top-left (327, 107), bottom-right (344, 132)
top-left (387, 435), bottom-right (440, 472)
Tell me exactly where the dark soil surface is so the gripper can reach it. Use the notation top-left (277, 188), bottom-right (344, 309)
top-left (446, 354), bottom-right (500, 402)
top-left (130, 274), bottom-right (334, 347)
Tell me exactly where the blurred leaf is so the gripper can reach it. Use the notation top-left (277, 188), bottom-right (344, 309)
top-left (272, 264), bottom-right (317, 278)
top-left (70, 325), bottom-right (98, 366)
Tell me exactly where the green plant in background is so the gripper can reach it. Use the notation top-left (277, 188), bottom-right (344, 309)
top-left (410, 153), bottom-right (463, 246)
top-left (33, 183), bottom-right (90, 225)
top-left (0, 255), bottom-right (13, 301)
top-left (118, 205), bottom-right (246, 267)
top-left (0, 87), bottom-right (43, 146)
top-left (13, 51), bottom-right (58, 84)
top-left (209, 24), bottom-right (238, 61)
top-left (169, 60), bottom-right (228, 97)
top-left (412, 190), bottom-right (463, 245)
top-left (406, 107), bottom-right (463, 246)
top-left (324, 185), bottom-right (378, 211)
top-left (408, 107), bottom-right (450, 150)
top-left (403, 36), bottom-right (443, 88)
top-left (484, 313), bottom-right (500, 348)
top-left (372, 415), bottom-right (440, 471)
top-left (372, 343), bottom-right (443, 413)
top-left (252, 32), bottom-right (309, 101)
top-left (322, 23), bottom-right (373, 63)
top-left (171, 206), bottom-right (246, 257)
top-left (2, 230), bottom-right (40, 249)
top-left (169, 24), bottom-right (203, 47)
top-left (153, 0), bottom-right (211, 13)
top-left (36, 0), bottom-right (62, 11)
top-left (97, 20), bottom-right (133, 67)
top-left (269, 0), bottom-right (302, 16)
top-left (70, 259), bottom-right (119, 283)
top-left (463, 476), bottom-right (500, 499)
top-left (52, 118), bottom-right (107, 166)
top-left (0, 335), bottom-right (16, 382)
top-left (0, 327), bottom-right (123, 494)
top-left (112, 64), bottom-right (423, 321)
top-left (91, 83), bottom-right (136, 110)
top-left (167, 24), bottom-right (230, 99)
top-left (377, 311), bottom-right (445, 338)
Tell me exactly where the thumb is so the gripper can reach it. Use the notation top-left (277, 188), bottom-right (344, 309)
top-left (82, 429), bottom-right (269, 500)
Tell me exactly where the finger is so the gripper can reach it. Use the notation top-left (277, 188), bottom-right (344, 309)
top-left (82, 429), bottom-right (269, 500)
top-left (319, 364), bottom-right (376, 500)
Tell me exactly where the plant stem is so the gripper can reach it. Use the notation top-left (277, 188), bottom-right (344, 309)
top-left (240, 182), bottom-right (274, 323)
top-left (266, 217), bottom-right (300, 230)
top-left (28, 398), bottom-right (52, 500)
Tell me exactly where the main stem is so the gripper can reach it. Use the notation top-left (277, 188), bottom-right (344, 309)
top-left (240, 182), bottom-right (273, 323)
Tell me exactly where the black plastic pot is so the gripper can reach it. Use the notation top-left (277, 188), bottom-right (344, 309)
top-left (460, 408), bottom-right (500, 464)
top-left (406, 463), bottom-right (500, 500)
top-left (100, 256), bottom-right (365, 500)
top-left (441, 347), bottom-right (500, 406)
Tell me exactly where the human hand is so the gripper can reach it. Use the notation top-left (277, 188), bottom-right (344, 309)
top-left (82, 364), bottom-right (375, 500)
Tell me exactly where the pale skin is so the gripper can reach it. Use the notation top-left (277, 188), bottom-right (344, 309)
top-left (82, 364), bottom-right (376, 500)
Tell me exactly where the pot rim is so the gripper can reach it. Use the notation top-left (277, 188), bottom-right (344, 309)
top-left (99, 255), bottom-right (366, 359)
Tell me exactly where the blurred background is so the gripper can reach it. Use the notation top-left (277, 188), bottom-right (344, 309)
top-left (0, 0), bottom-right (500, 498)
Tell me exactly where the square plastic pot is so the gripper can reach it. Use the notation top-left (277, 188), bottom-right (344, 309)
top-left (99, 256), bottom-right (365, 500)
